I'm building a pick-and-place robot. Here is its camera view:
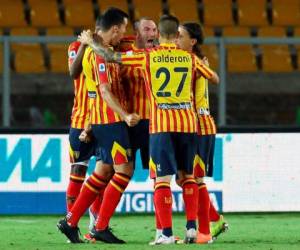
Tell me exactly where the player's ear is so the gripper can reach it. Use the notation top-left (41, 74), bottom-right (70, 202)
top-left (175, 31), bottom-right (179, 38)
top-left (191, 38), bottom-right (197, 47)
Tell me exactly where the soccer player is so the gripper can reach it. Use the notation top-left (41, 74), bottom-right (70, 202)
top-left (57, 8), bottom-right (139, 244)
top-left (80, 14), bottom-right (219, 244)
top-left (176, 22), bottom-right (228, 243)
top-left (66, 39), bottom-right (94, 213)
top-left (117, 18), bottom-right (163, 244)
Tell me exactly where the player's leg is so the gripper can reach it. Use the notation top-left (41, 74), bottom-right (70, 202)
top-left (91, 122), bottom-right (133, 244)
top-left (194, 135), bottom-right (213, 243)
top-left (150, 133), bottom-right (177, 245)
top-left (66, 128), bottom-right (94, 211)
top-left (176, 133), bottom-right (199, 243)
top-left (58, 126), bottom-right (114, 243)
top-left (57, 160), bottom-right (112, 243)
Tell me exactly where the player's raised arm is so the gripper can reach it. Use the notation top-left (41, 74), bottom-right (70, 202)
top-left (195, 56), bottom-right (219, 84)
top-left (68, 40), bottom-right (87, 79)
top-left (78, 30), bottom-right (146, 67)
top-left (78, 30), bottom-right (122, 63)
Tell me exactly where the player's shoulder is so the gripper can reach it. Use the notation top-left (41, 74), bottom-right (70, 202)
top-left (68, 41), bottom-right (81, 51)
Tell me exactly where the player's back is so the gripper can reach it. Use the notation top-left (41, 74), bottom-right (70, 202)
top-left (145, 44), bottom-right (198, 133)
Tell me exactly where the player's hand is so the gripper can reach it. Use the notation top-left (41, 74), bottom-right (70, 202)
top-left (79, 130), bottom-right (92, 143)
top-left (124, 113), bottom-right (140, 127)
top-left (78, 30), bottom-right (93, 45)
top-left (202, 56), bottom-right (209, 66)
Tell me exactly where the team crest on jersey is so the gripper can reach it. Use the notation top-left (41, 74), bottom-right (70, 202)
top-left (69, 50), bottom-right (77, 59)
top-left (99, 63), bottom-right (106, 72)
top-left (126, 50), bottom-right (133, 56)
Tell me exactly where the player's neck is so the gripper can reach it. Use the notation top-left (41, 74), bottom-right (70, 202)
top-left (98, 31), bottom-right (111, 47)
top-left (159, 37), bottom-right (176, 45)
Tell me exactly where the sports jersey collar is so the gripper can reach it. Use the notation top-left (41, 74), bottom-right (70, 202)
top-left (159, 42), bottom-right (178, 49)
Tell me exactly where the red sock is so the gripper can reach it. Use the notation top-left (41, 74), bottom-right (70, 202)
top-left (209, 201), bottom-right (220, 222)
top-left (182, 178), bottom-right (199, 222)
top-left (198, 183), bottom-right (210, 234)
top-left (90, 189), bottom-right (104, 215)
top-left (153, 181), bottom-right (162, 230)
top-left (66, 173), bottom-right (85, 212)
top-left (95, 173), bottom-right (131, 230)
top-left (154, 182), bottom-right (172, 230)
top-left (67, 172), bottom-right (107, 227)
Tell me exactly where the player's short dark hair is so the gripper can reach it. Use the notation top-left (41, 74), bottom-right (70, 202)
top-left (97, 7), bottom-right (129, 31)
top-left (181, 22), bottom-right (204, 45)
top-left (158, 14), bottom-right (179, 37)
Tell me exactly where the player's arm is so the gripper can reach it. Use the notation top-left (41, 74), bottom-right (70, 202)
top-left (195, 56), bottom-right (219, 84)
top-left (68, 42), bottom-right (87, 79)
top-left (95, 55), bottom-right (140, 127)
top-left (78, 30), bottom-right (145, 66)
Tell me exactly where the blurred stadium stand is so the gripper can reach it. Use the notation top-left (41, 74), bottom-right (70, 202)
top-left (1, 0), bottom-right (300, 127)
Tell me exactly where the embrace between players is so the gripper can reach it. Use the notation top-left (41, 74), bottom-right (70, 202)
top-left (57, 7), bottom-right (228, 245)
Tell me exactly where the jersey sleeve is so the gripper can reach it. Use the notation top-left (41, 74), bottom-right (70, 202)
top-left (68, 41), bottom-right (81, 67)
top-left (94, 54), bottom-right (110, 86)
top-left (194, 56), bottom-right (215, 80)
top-left (120, 50), bottom-right (146, 68)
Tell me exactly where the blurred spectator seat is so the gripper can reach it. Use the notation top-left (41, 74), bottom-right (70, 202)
top-left (10, 27), bottom-right (40, 50)
top-left (227, 46), bottom-right (257, 72)
top-left (28, 0), bottom-right (61, 28)
top-left (0, 0), bottom-right (27, 28)
top-left (203, 0), bottom-right (233, 26)
top-left (257, 26), bottom-right (292, 72)
top-left (132, 0), bottom-right (163, 23)
top-left (64, 0), bottom-right (95, 28)
top-left (222, 26), bottom-right (251, 37)
top-left (14, 47), bottom-right (46, 73)
top-left (168, 0), bottom-right (199, 22)
top-left (98, 0), bottom-right (128, 14)
top-left (10, 28), bottom-right (46, 73)
top-left (47, 27), bottom-right (73, 73)
top-left (237, 0), bottom-right (268, 26)
top-left (223, 26), bottom-right (256, 72)
top-left (272, 0), bottom-right (300, 26)
top-left (262, 46), bottom-right (293, 72)
top-left (202, 26), bottom-right (215, 37)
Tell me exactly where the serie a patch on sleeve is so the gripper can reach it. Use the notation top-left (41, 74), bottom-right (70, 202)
top-left (68, 50), bottom-right (77, 59)
top-left (99, 63), bottom-right (106, 72)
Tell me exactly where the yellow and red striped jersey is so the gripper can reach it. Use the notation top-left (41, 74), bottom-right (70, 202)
top-left (68, 41), bottom-right (89, 129)
top-left (120, 43), bottom-right (215, 134)
top-left (82, 46), bottom-right (127, 124)
top-left (118, 37), bottom-right (150, 119)
top-left (195, 76), bottom-right (217, 135)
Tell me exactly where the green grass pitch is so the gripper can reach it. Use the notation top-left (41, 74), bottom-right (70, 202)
top-left (0, 213), bottom-right (299, 250)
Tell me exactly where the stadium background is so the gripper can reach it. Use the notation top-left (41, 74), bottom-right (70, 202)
top-left (0, 0), bottom-right (300, 249)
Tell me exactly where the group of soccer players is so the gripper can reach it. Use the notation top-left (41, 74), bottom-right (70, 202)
top-left (57, 6), bottom-right (228, 245)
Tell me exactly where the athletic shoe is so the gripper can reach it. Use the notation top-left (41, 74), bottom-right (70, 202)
top-left (148, 229), bottom-right (162, 245)
top-left (184, 228), bottom-right (197, 244)
top-left (211, 215), bottom-right (229, 239)
top-left (83, 233), bottom-right (96, 243)
top-left (57, 218), bottom-right (83, 243)
top-left (88, 208), bottom-right (97, 231)
top-left (155, 234), bottom-right (175, 245)
top-left (89, 227), bottom-right (125, 244)
top-left (196, 232), bottom-right (213, 244)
